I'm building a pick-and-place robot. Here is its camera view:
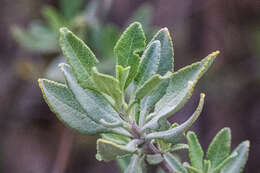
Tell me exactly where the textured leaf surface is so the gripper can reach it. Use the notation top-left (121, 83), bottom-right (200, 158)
top-left (187, 131), bottom-right (204, 170)
top-left (167, 143), bottom-right (189, 152)
top-left (163, 153), bottom-right (186, 173)
top-left (143, 51), bottom-right (219, 130)
top-left (38, 78), bottom-right (106, 134)
top-left (145, 93), bottom-right (205, 142)
top-left (146, 154), bottom-right (164, 165)
top-left (213, 152), bottom-right (237, 173)
top-left (114, 22), bottom-right (146, 88)
top-left (183, 163), bottom-right (201, 173)
top-left (92, 67), bottom-right (123, 105)
top-left (60, 64), bottom-right (122, 125)
top-left (203, 160), bottom-right (211, 173)
top-left (101, 133), bottom-right (131, 145)
top-left (206, 128), bottom-right (231, 169)
top-left (96, 139), bottom-right (135, 162)
top-left (117, 156), bottom-right (132, 172)
top-left (116, 65), bottom-right (130, 91)
top-left (134, 40), bottom-right (161, 87)
top-left (60, 27), bottom-right (98, 89)
top-left (221, 141), bottom-right (250, 173)
top-left (125, 154), bottom-right (144, 173)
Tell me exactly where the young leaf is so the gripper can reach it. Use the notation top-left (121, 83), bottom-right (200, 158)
top-left (101, 133), bottom-right (131, 145)
top-left (167, 143), bottom-right (189, 152)
top-left (59, 27), bottom-right (99, 89)
top-left (187, 131), bottom-right (204, 170)
top-left (116, 65), bottom-right (130, 91)
top-left (163, 153), bottom-right (186, 173)
top-left (145, 93), bottom-right (205, 142)
top-left (203, 160), bottom-right (211, 173)
top-left (114, 22), bottom-right (146, 89)
top-left (60, 63), bottom-right (122, 125)
top-left (134, 40), bottom-right (161, 87)
top-left (146, 154), bottom-right (164, 165)
top-left (38, 78), bottom-right (107, 134)
top-left (183, 163), bottom-right (202, 173)
top-left (143, 51), bottom-right (219, 130)
top-left (125, 154), bottom-right (144, 173)
top-left (96, 139), bottom-right (136, 162)
top-left (221, 141), bottom-right (250, 173)
top-left (92, 67), bottom-right (123, 105)
top-left (206, 128), bottom-right (231, 169)
top-left (139, 28), bottom-right (174, 126)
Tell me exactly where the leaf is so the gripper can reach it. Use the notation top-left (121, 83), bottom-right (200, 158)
top-left (96, 139), bottom-right (136, 162)
top-left (183, 163), bottom-right (201, 173)
top-left (163, 153), bottom-right (186, 173)
top-left (221, 141), bottom-right (250, 173)
top-left (117, 156), bottom-right (132, 172)
top-left (38, 78), bottom-right (106, 134)
top-left (146, 154), bottom-right (164, 165)
top-left (213, 152), bottom-right (237, 173)
top-left (187, 131), bottom-right (204, 170)
top-left (145, 93), bottom-right (205, 143)
top-left (135, 74), bottom-right (166, 100)
top-left (60, 63), bottom-right (122, 126)
top-left (116, 65), bottom-right (130, 91)
top-left (134, 40), bottom-right (161, 87)
top-left (206, 128), bottom-right (231, 169)
top-left (60, 0), bottom-right (83, 20)
top-left (92, 67), bottom-right (123, 105)
top-left (143, 51), bottom-right (219, 130)
top-left (167, 143), bottom-right (189, 152)
top-left (59, 27), bottom-right (99, 89)
top-left (125, 154), bottom-right (144, 173)
top-left (101, 133), bottom-right (131, 145)
top-left (139, 28), bottom-right (174, 126)
top-left (114, 22), bottom-right (146, 89)
top-left (42, 6), bottom-right (67, 33)
top-left (203, 160), bottom-right (211, 173)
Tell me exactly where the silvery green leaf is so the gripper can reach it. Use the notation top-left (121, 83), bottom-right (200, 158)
top-left (187, 131), bottom-right (204, 170)
top-left (213, 152), bottom-right (237, 173)
top-left (116, 65), bottom-right (130, 91)
top-left (125, 154), bottom-right (144, 173)
top-left (146, 154), bottom-right (164, 165)
top-left (60, 63), bottom-right (122, 126)
top-left (134, 40), bottom-right (161, 87)
top-left (221, 141), bottom-right (250, 173)
top-left (167, 143), bottom-right (189, 152)
top-left (101, 133), bottom-right (131, 145)
top-left (163, 153), bottom-right (186, 173)
top-left (206, 128), bottom-right (231, 169)
top-left (145, 93), bottom-right (205, 143)
top-left (96, 139), bottom-right (136, 162)
top-left (139, 28), bottom-right (174, 126)
top-left (117, 156), bottom-right (131, 172)
top-left (59, 27), bottom-right (99, 89)
top-left (114, 22), bottom-right (146, 89)
top-left (92, 67), bottom-right (123, 105)
top-left (143, 51), bottom-right (219, 130)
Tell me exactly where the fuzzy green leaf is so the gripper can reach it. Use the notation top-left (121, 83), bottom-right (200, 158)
top-left (101, 133), bottom-right (131, 145)
top-left (187, 131), bottom-right (204, 170)
top-left (96, 139), bottom-right (136, 162)
top-left (221, 141), bottom-right (250, 173)
top-left (143, 51), bottom-right (219, 130)
top-left (134, 40), bottom-right (161, 87)
top-left (38, 78), bottom-right (107, 134)
top-left (114, 22), bottom-right (146, 88)
top-left (183, 163), bottom-right (201, 173)
top-left (60, 63), bottom-right (122, 126)
top-left (203, 160), bottom-right (211, 173)
top-left (163, 153), bottom-right (186, 173)
top-left (116, 65), bottom-right (130, 91)
top-left (125, 154), bottom-right (144, 173)
top-left (92, 67), bottom-right (123, 105)
top-left (167, 143), bottom-right (189, 152)
top-left (206, 128), bottom-right (231, 169)
top-left (146, 154), bottom-right (164, 165)
top-left (213, 152), bottom-right (237, 173)
top-left (145, 93), bottom-right (205, 143)
top-left (59, 27), bottom-right (98, 89)
top-left (117, 156), bottom-right (132, 172)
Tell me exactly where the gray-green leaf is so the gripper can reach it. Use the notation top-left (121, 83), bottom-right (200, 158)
top-left (145, 93), bottom-right (205, 143)
top-left (163, 153), bottom-right (186, 173)
top-left (206, 128), bottom-right (231, 169)
top-left (59, 27), bottom-right (98, 89)
top-left (116, 65), bottom-right (131, 91)
top-left (221, 141), bottom-right (250, 173)
top-left (125, 154), bottom-right (145, 173)
top-left (114, 22), bottom-right (146, 89)
top-left (146, 154), bottom-right (164, 165)
top-left (187, 131), bottom-right (204, 170)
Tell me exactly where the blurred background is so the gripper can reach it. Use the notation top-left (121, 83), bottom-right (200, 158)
top-left (0, 0), bottom-right (259, 172)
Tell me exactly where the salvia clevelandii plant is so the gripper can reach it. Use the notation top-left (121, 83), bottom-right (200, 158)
top-left (38, 22), bottom-right (249, 173)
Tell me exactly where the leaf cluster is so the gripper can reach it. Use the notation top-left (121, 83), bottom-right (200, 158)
top-left (38, 22), bottom-right (249, 173)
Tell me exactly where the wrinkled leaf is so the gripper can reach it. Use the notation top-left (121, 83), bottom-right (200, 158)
top-left (114, 22), bottom-right (146, 88)
top-left (60, 27), bottom-right (99, 89)
top-left (206, 128), bottom-right (231, 169)
top-left (187, 131), bottom-right (204, 170)
top-left (221, 141), bottom-right (250, 173)
top-left (145, 93), bottom-right (205, 143)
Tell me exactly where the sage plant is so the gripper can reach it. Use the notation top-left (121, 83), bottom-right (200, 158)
top-left (39, 22), bottom-right (249, 173)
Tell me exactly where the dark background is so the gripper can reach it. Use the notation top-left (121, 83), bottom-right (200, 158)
top-left (0, 0), bottom-right (260, 172)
